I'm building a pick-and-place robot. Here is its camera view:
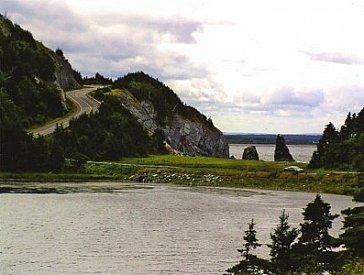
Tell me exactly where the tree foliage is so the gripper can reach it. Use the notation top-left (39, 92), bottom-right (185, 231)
top-left (52, 96), bottom-right (166, 161)
top-left (227, 195), bottom-right (343, 274)
top-left (83, 72), bottom-right (113, 85)
top-left (227, 219), bottom-right (269, 275)
top-left (268, 210), bottom-right (298, 273)
top-left (0, 14), bottom-right (64, 127)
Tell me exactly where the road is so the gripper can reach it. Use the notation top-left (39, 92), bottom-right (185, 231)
top-left (30, 86), bottom-right (101, 136)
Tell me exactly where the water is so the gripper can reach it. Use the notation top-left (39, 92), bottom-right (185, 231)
top-left (229, 144), bottom-right (317, 162)
top-left (0, 184), bottom-right (359, 274)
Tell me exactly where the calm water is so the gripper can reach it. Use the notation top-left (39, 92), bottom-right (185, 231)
top-left (0, 184), bottom-right (359, 274)
top-left (229, 144), bottom-right (317, 162)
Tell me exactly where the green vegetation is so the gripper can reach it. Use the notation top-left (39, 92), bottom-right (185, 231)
top-left (52, 96), bottom-right (166, 162)
top-left (227, 194), bottom-right (364, 274)
top-left (0, 14), bottom-right (65, 127)
top-left (309, 108), bottom-right (364, 171)
top-left (83, 72), bottom-right (113, 85)
top-left (1, 154), bottom-right (361, 197)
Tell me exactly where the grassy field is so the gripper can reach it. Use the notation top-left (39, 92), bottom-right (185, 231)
top-left (1, 155), bottom-right (361, 196)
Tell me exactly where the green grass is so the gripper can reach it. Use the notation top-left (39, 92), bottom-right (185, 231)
top-left (119, 155), bottom-right (306, 172)
top-left (1, 155), bottom-right (361, 196)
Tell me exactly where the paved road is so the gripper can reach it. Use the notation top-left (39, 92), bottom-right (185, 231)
top-left (30, 86), bottom-right (101, 136)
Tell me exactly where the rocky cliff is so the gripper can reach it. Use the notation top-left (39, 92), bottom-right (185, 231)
top-left (108, 74), bottom-right (229, 158)
top-left (49, 50), bottom-right (81, 92)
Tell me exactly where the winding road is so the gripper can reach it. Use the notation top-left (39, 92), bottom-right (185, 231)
top-left (30, 86), bottom-right (101, 136)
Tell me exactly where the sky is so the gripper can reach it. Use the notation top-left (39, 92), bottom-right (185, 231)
top-left (2, 0), bottom-right (364, 134)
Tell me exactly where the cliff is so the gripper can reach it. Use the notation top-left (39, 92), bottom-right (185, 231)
top-left (48, 49), bottom-right (81, 92)
top-left (102, 73), bottom-right (229, 158)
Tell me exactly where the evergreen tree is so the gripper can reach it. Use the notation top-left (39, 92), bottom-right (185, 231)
top-left (339, 175), bottom-right (364, 257)
top-left (339, 206), bottom-right (364, 257)
top-left (226, 219), bottom-right (268, 275)
top-left (293, 195), bottom-right (339, 271)
top-left (268, 210), bottom-right (298, 273)
top-left (238, 219), bottom-right (262, 261)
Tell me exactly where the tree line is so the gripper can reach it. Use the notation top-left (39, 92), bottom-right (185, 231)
top-left (309, 108), bottom-right (364, 171)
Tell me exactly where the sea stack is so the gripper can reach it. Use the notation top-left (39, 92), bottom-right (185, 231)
top-left (274, 135), bottom-right (294, 161)
top-left (242, 146), bottom-right (259, 160)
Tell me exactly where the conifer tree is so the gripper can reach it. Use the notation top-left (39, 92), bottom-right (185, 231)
top-left (238, 219), bottom-right (261, 261)
top-left (268, 210), bottom-right (298, 273)
top-left (293, 195), bottom-right (339, 272)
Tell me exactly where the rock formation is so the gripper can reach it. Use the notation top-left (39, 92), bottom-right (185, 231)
top-left (274, 135), bottom-right (294, 161)
top-left (242, 146), bottom-right (259, 160)
top-left (112, 88), bottom-right (229, 158)
top-left (50, 52), bottom-right (81, 91)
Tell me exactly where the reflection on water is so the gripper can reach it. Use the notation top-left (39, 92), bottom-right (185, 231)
top-left (0, 183), bottom-right (359, 274)
top-left (229, 144), bottom-right (317, 162)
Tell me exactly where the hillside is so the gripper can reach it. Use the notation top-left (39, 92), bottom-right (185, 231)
top-left (0, 14), bottom-right (80, 127)
top-left (102, 72), bottom-right (229, 157)
top-left (0, 16), bottom-right (228, 172)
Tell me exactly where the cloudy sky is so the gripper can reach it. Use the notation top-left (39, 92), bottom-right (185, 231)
top-left (2, 0), bottom-right (364, 134)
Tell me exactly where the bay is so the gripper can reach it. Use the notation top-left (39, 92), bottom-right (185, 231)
top-left (0, 183), bottom-right (358, 274)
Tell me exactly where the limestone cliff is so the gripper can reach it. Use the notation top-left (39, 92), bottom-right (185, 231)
top-left (109, 75), bottom-right (229, 158)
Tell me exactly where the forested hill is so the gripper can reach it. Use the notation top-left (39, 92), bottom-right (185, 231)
top-left (93, 72), bottom-right (229, 157)
top-left (309, 108), bottom-right (364, 171)
top-left (0, 14), bottom-right (80, 127)
top-left (0, 16), bottom-right (228, 172)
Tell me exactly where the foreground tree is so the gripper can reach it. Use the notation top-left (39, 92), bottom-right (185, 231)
top-left (339, 206), bottom-right (364, 257)
top-left (226, 219), bottom-right (269, 274)
top-left (268, 210), bottom-right (298, 273)
top-left (293, 194), bottom-right (339, 272)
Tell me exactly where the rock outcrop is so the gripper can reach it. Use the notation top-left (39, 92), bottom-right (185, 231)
top-left (50, 52), bottom-right (81, 91)
top-left (242, 146), bottom-right (259, 160)
top-left (112, 88), bottom-right (229, 158)
top-left (274, 135), bottom-right (294, 161)
top-left (166, 114), bottom-right (228, 158)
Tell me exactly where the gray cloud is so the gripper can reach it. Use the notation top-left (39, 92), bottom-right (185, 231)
top-left (325, 85), bottom-right (364, 111)
top-left (94, 13), bottom-right (202, 44)
top-left (2, 0), bottom-right (89, 32)
top-left (1, 0), bottom-right (205, 81)
top-left (262, 87), bottom-right (324, 108)
top-left (305, 51), bottom-right (364, 65)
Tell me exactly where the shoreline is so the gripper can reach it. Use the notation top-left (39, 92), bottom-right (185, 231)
top-left (0, 157), bottom-right (361, 196)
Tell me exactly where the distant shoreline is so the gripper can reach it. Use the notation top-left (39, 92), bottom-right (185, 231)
top-left (224, 134), bottom-right (321, 145)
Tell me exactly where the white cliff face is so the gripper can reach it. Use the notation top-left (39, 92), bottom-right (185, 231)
top-left (115, 89), bottom-right (229, 158)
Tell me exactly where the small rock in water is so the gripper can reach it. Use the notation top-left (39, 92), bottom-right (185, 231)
top-left (242, 146), bottom-right (259, 160)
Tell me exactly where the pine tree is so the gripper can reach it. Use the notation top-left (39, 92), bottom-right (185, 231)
top-left (339, 175), bottom-right (364, 257)
top-left (339, 206), bottom-right (364, 257)
top-left (238, 219), bottom-right (261, 261)
top-left (227, 219), bottom-right (267, 274)
top-left (293, 195), bottom-right (339, 272)
top-left (268, 210), bottom-right (298, 273)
